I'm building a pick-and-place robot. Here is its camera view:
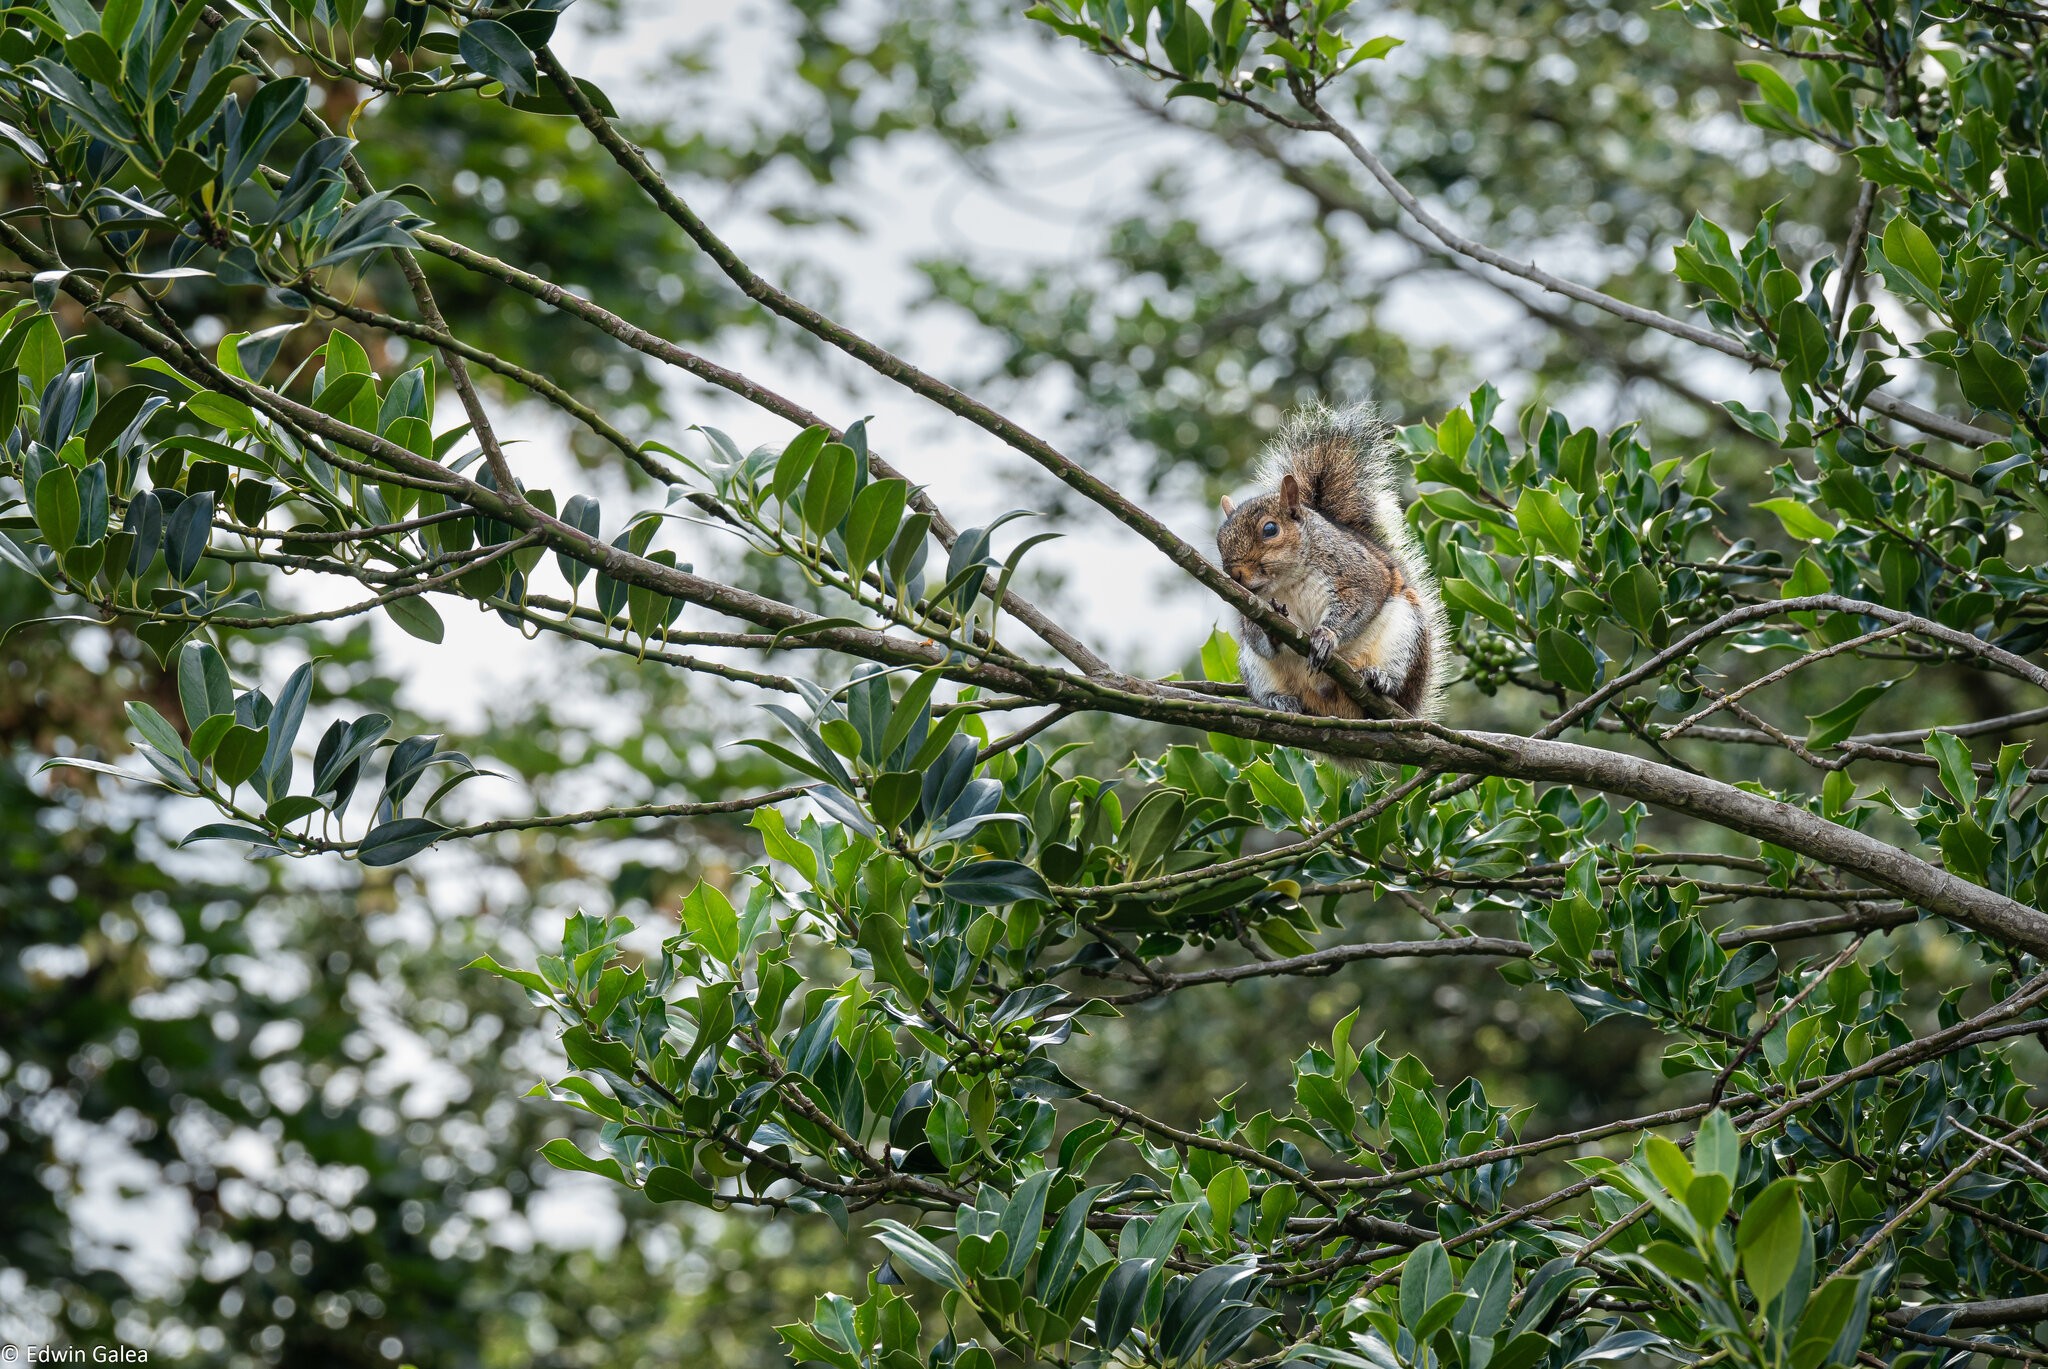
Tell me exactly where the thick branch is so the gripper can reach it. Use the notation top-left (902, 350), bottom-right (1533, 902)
top-left (30, 255), bottom-right (2048, 962)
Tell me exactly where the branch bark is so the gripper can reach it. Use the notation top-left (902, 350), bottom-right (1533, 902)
top-left (1289, 91), bottom-right (2004, 451)
top-left (529, 43), bottom-right (1399, 717)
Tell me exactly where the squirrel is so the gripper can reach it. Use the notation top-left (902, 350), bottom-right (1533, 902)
top-left (1215, 403), bottom-right (1447, 721)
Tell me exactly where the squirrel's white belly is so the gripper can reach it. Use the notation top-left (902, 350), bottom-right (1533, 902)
top-left (1270, 573), bottom-right (1332, 643)
top-left (1350, 594), bottom-right (1419, 674)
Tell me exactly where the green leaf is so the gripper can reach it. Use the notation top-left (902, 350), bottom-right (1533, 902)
top-left (1199, 626), bottom-right (1241, 684)
top-left (1341, 33), bottom-right (1402, 69)
top-left (842, 477), bottom-right (908, 579)
top-left (188, 713), bottom-right (235, 762)
top-left (1514, 485), bottom-right (1581, 559)
top-left (943, 860), bottom-right (1049, 906)
top-left (1205, 1165), bottom-right (1250, 1237)
top-left (1686, 1171), bottom-right (1733, 1231)
top-left (996, 1169), bottom-right (1054, 1279)
top-left (1792, 1276), bottom-right (1869, 1369)
top-left (257, 662), bottom-right (313, 801)
top-left (801, 442), bottom-right (860, 538)
top-left (164, 489), bottom-right (214, 581)
top-left (1491, 1332), bottom-right (1560, 1369)
top-left (1880, 216), bottom-right (1942, 292)
top-left (1923, 731), bottom-right (1979, 809)
top-left (1695, 1109), bottom-right (1739, 1183)
top-left (681, 881), bottom-right (741, 964)
top-left (1243, 758), bottom-right (1307, 822)
top-left (1637, 1239), bottom-right (1712, 1285)
top-left (1955, 341), bottom-right (2033, 417)
top-left (1415, 1290), bottom-right (1474, 1343)
top-left (1122, 788), bottom-right (1186, 875)
top-left (1160, 0), bottom-right (1209, 75)
top-left (32, 465), bottom-right (80, 553)
top-left (1753, 498), bottom-right (1837, 543)
top-left (871, 1219), bottom-right (964, 1291)
top-left (1547, 894), bottom-right (1600, 968)
top-left (1720, 400), bottom-right (1782, 444)
top-left (1804, 678), bottom-right (1898, 749)
top-left (1610, 564), bottom-right (1663, 634)
top-left (176, 640), bottom-right (234, 726)
top-left (64, 31), bottom-right (123, 87)
top-left (1039, 1184), bottom-right (1106, 1307)
top-left (125, 700), bottom-right (188, 759)
top-left (383, 595), bottom-right (445, 643)
top-left (99, 0), bottom-right (145, 46)
top-left (1294, 1071), bottom-right (1355, 1136)
top-left (467, 953), bottom-right (554, 996)
top-left (643, 1165), bottom-right (714, 1205)
top-left (538, 1137), bottom-right (625, 1182)
top-left (926, 1094), bottom-right (970, 1167)
top-left (266, 795), bottom-right (323, 826)
top-left (1737, 1177), bottom-right (1803, 1306)
top-left (868, 771), bottom-right (921, 831)
top-left (877, 668), bottom-right (942, 764)
top-left (357, 817), bottom-right (447, 866)
top-left (17, 315), bottom-right (64, 395)
top-left (324, 328), bottom-right (373, 378)
top-left (1458, 1241), bottom-right (1516, 1341)
top-left (1399, 1240), bottom-right (1453, 1330)
top-left (1441, 577), bottom-right (1518, 633)
top-left (313, 714), bottom-right (391, 797)
top-left (1094, 1258), bottom-right (1157, 1353)
top-left (311, 371), bottom-right (374, 420)
top-left (1435, 407), bottom-right (1475, 461)
top-left (213, 724), bottom-right (267, 788)
top-left (179, 822), bottom-right (281, 851)
top-left (1643, 1135), bottom-right (1694, 1199)
top-left (1736, 60), bottom-right (1799, 113)
top-left (504, 75), bottom-right (621, 118)
top-left (856, 912), bottom-right (929, 1000)
top-left (772, 425), bottom-right (827, 502)
top-left (1773, 301), bottom-right (1831, 388)
top-left (1939, 815), bottom-right (1992, 882)
top-left (1535, 628), bottom-right (1597, 693)
top-left (458, 18), bottom-right (537, 96)
top-left (224, 78), bottom-right (309, 189)
top-left (1387, 1079), bottom-right (1445, 1168)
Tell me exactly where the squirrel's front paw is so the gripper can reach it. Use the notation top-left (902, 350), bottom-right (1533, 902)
top-left (1307, 626), bottom-right (1339, 670)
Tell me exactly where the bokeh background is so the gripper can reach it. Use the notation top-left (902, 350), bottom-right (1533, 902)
top-left (1, 1), bottom-right (1899, 1363)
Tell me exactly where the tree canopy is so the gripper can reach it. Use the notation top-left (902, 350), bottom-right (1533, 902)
top-left (5, 1), bottom-right (2048, 1366)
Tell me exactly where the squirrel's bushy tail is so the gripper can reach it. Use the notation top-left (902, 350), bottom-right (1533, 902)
top-left (1259, 401), bottom-right (1450, 719)
top-left (1257, 402), bottom-right (1404, 550)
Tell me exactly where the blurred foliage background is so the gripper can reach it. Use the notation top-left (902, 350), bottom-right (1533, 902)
top-left (0, 0), bottom-right (1996, 1364)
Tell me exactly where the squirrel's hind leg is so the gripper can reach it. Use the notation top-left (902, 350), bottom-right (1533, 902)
top-left (1237, 620), bottom-right (1306, 714)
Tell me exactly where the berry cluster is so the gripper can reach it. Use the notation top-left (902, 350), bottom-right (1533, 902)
top-left (1687, 569), bottom-right (1740, 618)
top-left (1466, 633), bottom-right (1520, 695)
top-left (947, 1007), bottom-right (1032, 1081)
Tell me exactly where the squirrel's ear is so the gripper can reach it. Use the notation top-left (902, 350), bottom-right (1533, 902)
top-left (1219, 495), bottom-right (1236, 518)
top-left (1280, 473), bottom-right (1303, 514)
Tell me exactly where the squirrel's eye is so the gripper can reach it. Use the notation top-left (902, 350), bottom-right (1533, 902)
top-left (1261, 521), bottom-right (1279, 539)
